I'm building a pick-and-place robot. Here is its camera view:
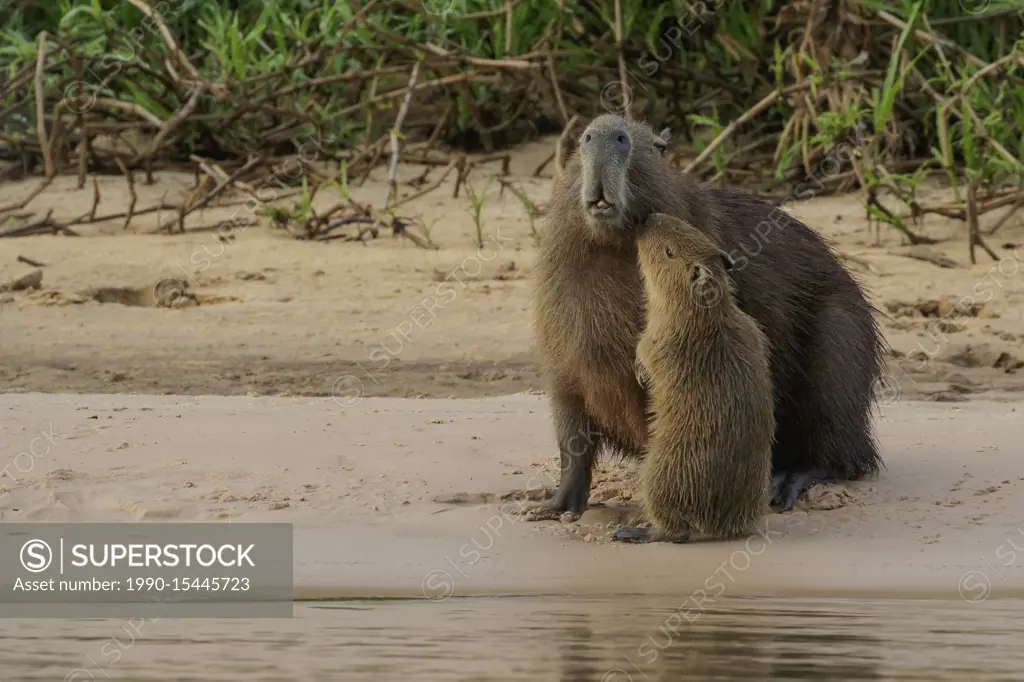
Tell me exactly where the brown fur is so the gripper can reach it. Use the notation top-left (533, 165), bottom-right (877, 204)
top-left (635, 213), bottom-right (773, 539)
top-left (531, 113), bottom-right (884, 517)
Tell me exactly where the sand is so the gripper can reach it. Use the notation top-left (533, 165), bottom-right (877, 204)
top-left (1, 392), bottom-right (1023, 600)
top-left (2, 139), bottom-right (1024, 601)
top-left (1, 139), bottom-right (1023, 401)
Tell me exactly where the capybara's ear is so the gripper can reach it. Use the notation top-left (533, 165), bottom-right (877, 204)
top-left (718, 250), bottom-right (735, 271)
top-left (654, 128), bottom-right (670, 155)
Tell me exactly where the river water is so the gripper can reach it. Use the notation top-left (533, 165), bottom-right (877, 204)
top-left (3, 596), bottom-right (1023, 681)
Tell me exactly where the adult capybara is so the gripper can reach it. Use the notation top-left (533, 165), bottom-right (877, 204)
top-left (527, 113), bottom-right (883, 520)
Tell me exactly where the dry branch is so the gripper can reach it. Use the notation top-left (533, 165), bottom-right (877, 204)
top-left (17, 254), bottom-right (46, 267)
top-left (33, 32), bottom-right (54, 178)
top-left (115, 158), bottom-right (137, 231)
top-left (0, 178), bottom-right (54, 215)
top-left (367, 60), bottom-right (423, 240)
top-left (141, 85), bottom-right (204, 160)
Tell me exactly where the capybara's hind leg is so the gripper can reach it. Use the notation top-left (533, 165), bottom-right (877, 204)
top-left (773, 298), bottom-right (883, 511)
top-left (768, 411), bottom-right (815, 513)
top-left (770, 468), bottom-right (837, 511)
top-left (612, 526), bottom-right (691, 544)
top-left (514, 392), bottom-right (602, 521)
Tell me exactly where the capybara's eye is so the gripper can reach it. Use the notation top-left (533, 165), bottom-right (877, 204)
top-left (664, 246), bottom-right (674, 259)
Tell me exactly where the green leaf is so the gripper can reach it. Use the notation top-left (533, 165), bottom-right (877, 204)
top-left (874, 0), bottom-right (924, 135)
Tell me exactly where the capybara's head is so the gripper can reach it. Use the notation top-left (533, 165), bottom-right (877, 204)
top-left (637, 213), bottom-right (735, 310)
top-left (576, 114), bottom-right (671, 233)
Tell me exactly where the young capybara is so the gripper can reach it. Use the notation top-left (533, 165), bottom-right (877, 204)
top-left (612, 213), bottom-right (773, 544)
top-left (526, 113), bottom-right (884, 521)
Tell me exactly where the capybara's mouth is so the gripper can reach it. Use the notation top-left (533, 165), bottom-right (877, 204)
top-left (586, 197), bottom-right (618, 218)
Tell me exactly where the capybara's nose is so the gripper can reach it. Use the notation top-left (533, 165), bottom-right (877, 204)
top-left (608, 130), bottom-right (630, 155)
top-left (581, 129), bottom-right (630, 156)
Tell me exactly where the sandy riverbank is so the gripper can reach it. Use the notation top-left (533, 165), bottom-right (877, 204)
top-left (1, 138), bottom-right (1024, 401)
top-left (2, 136), bottom-right (1024, 601)
top-left (1, 392), bottom-right (1022, 600)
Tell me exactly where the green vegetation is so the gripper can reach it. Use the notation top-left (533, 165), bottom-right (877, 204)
top-left (1, 0), bottom-right (1023, 249)
top-left (464, 174), bottom-right (494, 248)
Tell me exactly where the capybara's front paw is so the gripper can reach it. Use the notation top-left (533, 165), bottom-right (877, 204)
top-left (612, 525), bottom-right (690, 544)
top-left (612, 525), bottom-right (653, 543)
top-left (504, 467), bottom-right (593, 521)
top-left (506, 500), bottom-right (579, 522)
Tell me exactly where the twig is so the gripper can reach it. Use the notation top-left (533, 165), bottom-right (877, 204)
top-left (867, 191), bottom-right (933, 245)
top-left (124, 0), bottom-right (226, 99)
top-left (452, 155), bottom-right (471, 198)
top-left (682, 89), bottom-right (781, 174)
top-left (533, 151), bottom-right (555, 177)
top-left (401, 31), bottom-right (538, 70)
top-left (0, 177), bottom-right (54, 215)
top-left (88, 177), bottom-right (101, 221)
top-left (966, 183), bottom-right (999, 262)
top-left (453, 0), bottom-right (527, 20)
top-left (391, 159), bottom-right (458, 209)
top-left (873, 8), bottom-right (990, 70)
top-left (48, 34), bottom-right (90, 189)
top-left (182, 155), bottom-right (263, 221)
top-left (980, 190), bottom-right (1024, 215)
top-left (34, 31), bottom-right (54, 178)
top-left (973, 231), bottom-right (999, 262)
top-left (497, 177), bottom-right (545, 216)
top-left (905, 188), bottom-right (1024, 222)
top-left (335, 71), bottom-right (499, 119)
top-left (47, 98), bottom-right (65, 175)
top-left (546, 53), bottom-right (570, 125)
top-left (505, 0), bottom-right (514, 55)
top-left (358, 55), bottom-right (386, 188)
top-left (424, 102), bottom-right (454, 149)
top-left (960, 52), bottom-right (1017, 94)
top-left (17, 255), bottom-right (46, 267)
top-left (61, 200), bottom-right (181, 229)
top-left (358, 136), bottom-right (388, 188)
top-left (0, 209), bottom-right (60, 238)
top-left (140, 85), bottom-right (204, 160)
top-left (985, 193), bottom-right (1024, 236)
top-left (91, 98), bottom-right (164, 127)
top-left (395, 218), bottom-right (440, 250)
top-left (367, 60), bottom-right (422, 240)
top-left (115, 158), bottom-right (137, 231)
top-left (967, 182), bottom-right (979, 265)
top-left (613, 0), bottom-right (630, 120)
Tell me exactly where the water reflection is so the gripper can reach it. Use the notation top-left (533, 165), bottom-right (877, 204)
top-left (0, 596), bottom-right (1021, 681)
top-left (555, 600), bottom-right (884, 682)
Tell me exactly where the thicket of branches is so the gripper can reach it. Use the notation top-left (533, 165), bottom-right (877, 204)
top-left (1, 0), bottom-right (1023, 254)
